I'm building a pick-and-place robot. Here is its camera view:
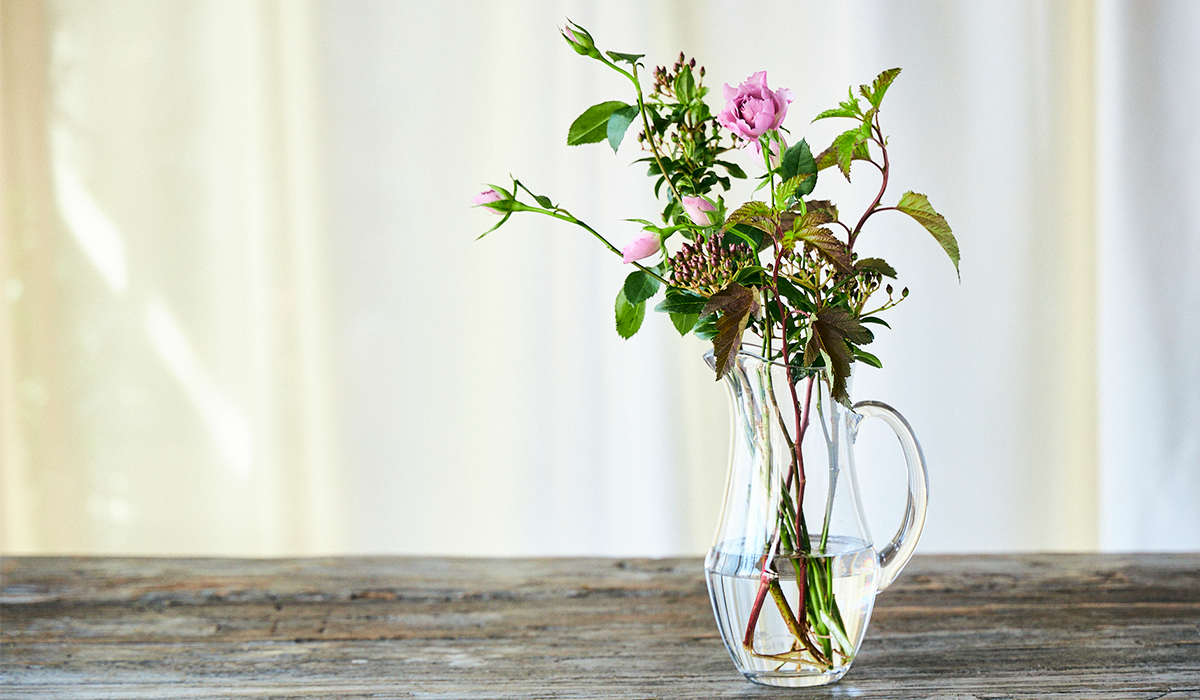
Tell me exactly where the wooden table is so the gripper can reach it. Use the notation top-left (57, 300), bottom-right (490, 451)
top-left (2, 554), bottom-right (1198, 698)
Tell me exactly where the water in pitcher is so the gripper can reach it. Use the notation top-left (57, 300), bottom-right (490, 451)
top-left (705, 536), bottom-right (880, 687)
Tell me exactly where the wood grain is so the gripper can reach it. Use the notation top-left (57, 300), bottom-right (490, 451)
top-left (2, 554), bottom-right (1198, 698)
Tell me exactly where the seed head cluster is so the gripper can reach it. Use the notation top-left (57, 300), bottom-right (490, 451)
top-left (671, 237), bottom-right (755, 297)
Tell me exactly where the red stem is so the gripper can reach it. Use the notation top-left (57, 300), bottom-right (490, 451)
top-left (849, 115), bottom-right (889, 250)
top-left (743, 221), bottom-right (813, 652)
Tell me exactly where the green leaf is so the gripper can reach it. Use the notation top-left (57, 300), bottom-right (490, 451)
top-left (803, 305), bottom-right (872, 404)
top-left (779, 139), bottom-right (816, 183)
top-left (866, 68), bottom-right (901, 108)
top-left (670, 312), bottom-right (699, 336)
top-left (568, 101), bottom-right (631, 146)
top-left (832, 128), bottom-right (861, 180)
top-left (724, 226), bottom-right (760, 249)
top-left (692, 313), bottom-right (718, 341)
top-left (701, 283), bottom-right (760, 379)
top-left (674, 66), bottom-right (696, 102)
top-left (724, 201), bottom-right (777, 236)
top-left (859, 316), bottom-right (891, 328)
top-left (854, 348), bottom-right (884, 369)
top-left (855, 257), bottom-right (897, 278)
top-left (716, 160), bottom-right (747, 179)
top-left (895, 191), bottom-right (960, 278)
top-left (775, 276), bottom-right (814, 313)
top-left (723, 223), bottom-right (764, 251)
top-left (476, 211), bottom-right (512, 238)
top-left (623, 269), bottom-right (660, 305)
top-left (795, 227), bottom-right (853, 273)
top-left (775, 175), bottom-right (804, 203)
top-left (814, 88), bottom-right (862, 122)
top-left (814, 137), bottom-right (872, 176)
top-left (606, 50), bottom-right (645, 65)
top-left (735, 265), bottom-right (768, 287)
top-left (654, 290), bottom-right (708, 315)
top-left (806, 199), bottom-right (839, 221)
top-left (615, 288), bottom-right (645, 339)
top-left (513, 179), bottom-right (554, 209)
top-left (813, 105), bottom-right (858, 121)
top-left (607, 105), bottom-right (640, 153)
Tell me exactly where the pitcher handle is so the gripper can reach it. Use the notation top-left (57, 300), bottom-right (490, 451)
top-left (852, 400), bottom-right (929, 593)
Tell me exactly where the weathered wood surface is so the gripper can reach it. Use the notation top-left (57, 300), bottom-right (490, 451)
top-left (1, 554), bottom-right (1198, 699)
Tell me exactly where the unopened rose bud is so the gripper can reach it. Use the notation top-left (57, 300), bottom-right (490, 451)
top-left (472, 189), bottom-right (503, 215)
top-left (682, 196), bottom-right (717, 227)
top-left (622, 231), bottom-right (661, 264)
top-left (561, 22), bottom-right (599, 57)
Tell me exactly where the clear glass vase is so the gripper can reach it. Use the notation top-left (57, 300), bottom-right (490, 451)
top-left (703, 350), bottom-right (929, 687)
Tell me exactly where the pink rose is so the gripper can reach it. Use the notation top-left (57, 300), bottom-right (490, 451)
top-left (622, 231), bottom-right (661, 264)
top-left (718, 71), bottom-right (793, 143)
top-left (681, 196), bottom-right (716, 226)
top-left (473, 188), bottom-right (502, 214)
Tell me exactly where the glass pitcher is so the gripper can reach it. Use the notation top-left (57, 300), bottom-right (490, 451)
top-left (703, 350), bottom-right (929, 687)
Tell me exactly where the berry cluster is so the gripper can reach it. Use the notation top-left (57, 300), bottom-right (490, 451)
top-left (670, 237), bottom-right (755, 297)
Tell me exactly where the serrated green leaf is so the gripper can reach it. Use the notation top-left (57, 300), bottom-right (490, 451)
top-left (606, 105), bottom-right (640, 153)
top-left (814, 145), bottom-right (839, 171)
top-left (855, 257), bottom-right (897, 278)
top-left (615, 288), bottom-right (645, 339)
top-left (807, 199), bottom-right (839, 221)
top-left (623, 270), bottom-right (660, 305)
top-left (814, 88), bottom-right (864, 124)
top-left (811, 106), bottom-right (859, 121)
top-left (775, 175), bottom-right (803, 203)
top-left (868, 68), bottom-right (901, 108)
top-left (780, 140), bottom-right (815, 181)
top-left (568, 101), bottom-right (630, 146)
top-left (795, 227), bottom-right (853, 273)
top-left (833, 128), bottom-right (861, 180)
top-left (724, 201), bottom-right (777, 236)
top-left (803, 305), bottom-right (869, 404)
top-left (895, 191), bottom-right (960, 278)
top-left (670, 312), bottom-right (699, 336)
top-left (702, 283), bottom-right (759, 379)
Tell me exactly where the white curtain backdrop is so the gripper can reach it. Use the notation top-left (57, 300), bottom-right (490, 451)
top-left (2, 0), bottom-right (1196, 556)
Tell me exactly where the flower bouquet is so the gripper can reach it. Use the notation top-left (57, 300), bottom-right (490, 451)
top-left (476, 21), bottom-right (958, 686)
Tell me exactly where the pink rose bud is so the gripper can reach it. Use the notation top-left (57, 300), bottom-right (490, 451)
top-left (681, 196), bottom-right (716, 227)
top-left (473, 188), bottom-right (502, 214)
top-left (717, 71), bottom-right (794, 143)
top-left (622, 231), bottom-right (661, 264)
top-left (561, 22), bottom-right (597, 56)
top-left (768, 136), bottom-right (787, 168)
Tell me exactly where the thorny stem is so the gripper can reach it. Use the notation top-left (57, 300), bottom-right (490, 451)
top-left (531, 208), bottom-right (670, 285)
top-left (629, 65), bottom-right (686, 211)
